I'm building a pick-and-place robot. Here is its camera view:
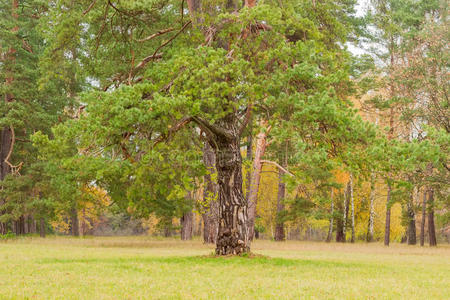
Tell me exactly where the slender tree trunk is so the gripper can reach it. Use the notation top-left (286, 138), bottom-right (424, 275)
top-left (326, 190), bottom-right (334, 243)
top-left (350, 174), bottom-right (355, 243)
top-left (24, 215), bottom-right (29, 234)
top-left (247, 125), bottom-right (269, 241)
top-left (163, 220), bottom-right (172, 237)
top-left (274, 167), bottom-right (286, 241)
top-left (0, 128), bottom-right (12, 180)
top-left (20, 216), bottom-right (25, 234)
top-left (181, 210), bottom-right (194, 240)
top-left (202, 142), bottom-right (218, 243)
top-left (428, 189), bottom-right (437, 246)
top-left (70, 207), bottom-right (79, 237)
top-left (246, 132), bottom-right (252, 200)
top-left (384, 182), bottom-right (392, 246)
top-left (30, 215), bottom-right (36, 234)
top-left (367, 174), bottom-right (376, 242)
top-left (39, 218), bottom-right (45, 238)
top-left (342, 182), bottom-right (350, 243)
top-left (336, 196), bottom-right (345, 243)
top-left (420, 189), bottom-right (427, 246)
top-left (407, 193), bottom-right (416, 245)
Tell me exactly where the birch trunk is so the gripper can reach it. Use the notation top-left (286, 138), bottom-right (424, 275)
top-left (350, 174), bottom-right (355, 243)
top-left (326, 190), bottom-right (334, 243)
top-left (367, 174), bottom-right (376, 242)
top-left (384, 182), bottom-right (392, 246)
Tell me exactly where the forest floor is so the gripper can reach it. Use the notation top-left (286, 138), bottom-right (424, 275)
top-left (0, 236), bottom-right (449, 299)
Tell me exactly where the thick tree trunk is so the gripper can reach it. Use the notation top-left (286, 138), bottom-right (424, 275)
top-left (202, 142), bottom-right (218, 243)
top-left (70, 207), bottom-right (79, 237)
top-left (274, 168), bottom-right (286, 241)
top-left (428, 189), bottom-right (437, 246)
top-left (420, 189), bottom-right (427, 246)
top-left (212, 135), bottom-right (249, 255)
top-left (384, 182), bottom-right (392, 246)
top-left (367, 174), bottom-right (376, 242)
top-left (350, 174), bottom-right (355, 243)
top-left (326, 190), bottom-right (334, 243)
top-left (39, 218), bottom-right (46, 238)
top-left (181, 210), bottom-right (194, 240)
top-left (247, 126), bottom-right (268, 241)
top-left (407, 193), bottom-right (416, 245)
top-left (187, 0), bottom-right (253, 255)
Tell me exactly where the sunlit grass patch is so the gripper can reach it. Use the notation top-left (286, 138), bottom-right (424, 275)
top-left (0, 237), bottom-right (448, 299)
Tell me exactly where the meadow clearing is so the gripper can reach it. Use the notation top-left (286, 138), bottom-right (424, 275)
top-left (0, 237), bottom-right (448, 299)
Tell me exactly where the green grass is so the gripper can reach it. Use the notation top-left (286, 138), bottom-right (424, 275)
top-left (0, 237), bottom-right (449, 299)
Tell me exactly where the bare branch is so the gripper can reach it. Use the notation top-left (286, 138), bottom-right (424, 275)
top-left (83, 0), bottom-right (97, 16)
top-left (134, 53), bottom-right (163, 69)
top-left (151, 21), bottom-right (192, 60)
top-left (153, 116), bottom-right (193, 146)
top-left (261, 160), bottom-right (294, 177)
top-left (137, 28), bottom-right (175, 43)
top-left (4, 126), bottom-right (23, 175)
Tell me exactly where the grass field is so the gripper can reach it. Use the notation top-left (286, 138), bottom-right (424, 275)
top-left (0, 237), bottom-right (449, 299)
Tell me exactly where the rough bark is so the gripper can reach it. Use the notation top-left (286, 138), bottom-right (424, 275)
top-left (187, 0), bottom-right (254, 255)
top-left (212, 134), bottom-right (249, 255)
top-left (428, 189), bottom-right (437, 246)
top-left (326, 190), bottom-right (334, 243)
top-left (202, 142), bottom-right (218, 243)
top-left (420, 189), bottom-right (427, 246)
top-left (274, 167), bottom-right (286, 241)
top-left (384, 182), bottom-right (392, 246)
top-left (181, 210), bottom-right (194, 240)
top-left (407, 193), bottom-right (416, 245)
top-left (247, 125), bottom-right (269, 241)
top-left (350, 174), bottom-right (355, 243)
top-left (367, 174), bottom-right (376, 242)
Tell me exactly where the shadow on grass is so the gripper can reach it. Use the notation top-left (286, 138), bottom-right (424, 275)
top-left (38, 255), bottom-right (367, 269)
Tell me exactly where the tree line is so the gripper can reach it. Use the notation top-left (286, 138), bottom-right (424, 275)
top-left (0, 0), bottom-right (448, 253)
